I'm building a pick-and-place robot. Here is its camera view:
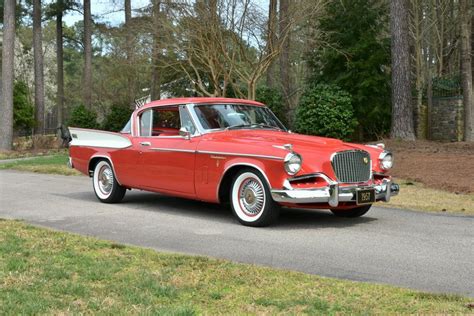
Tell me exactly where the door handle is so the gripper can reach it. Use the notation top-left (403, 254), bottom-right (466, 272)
top-left (140, 141), bottom-right (151, 146)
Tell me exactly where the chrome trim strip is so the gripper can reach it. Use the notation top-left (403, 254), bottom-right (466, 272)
top-left (150, 148), bottom-right (196, 153)
top-left (70, 144), bottom-right (132, 150)
top-left (131, 113), bottom-right (135, 137)
top-left (143, 148), bottom-right (284, 160)
top-left (289, 172), bottom-right (335, 183)
top-left (197, 150), bottom-right (284, 161)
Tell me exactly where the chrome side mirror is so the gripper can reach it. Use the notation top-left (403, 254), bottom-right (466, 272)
top-left (179, 127), bottom-right (191, 140)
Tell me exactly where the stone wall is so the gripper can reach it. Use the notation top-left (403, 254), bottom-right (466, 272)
top-left (429, 97), bottom-right (464, 141)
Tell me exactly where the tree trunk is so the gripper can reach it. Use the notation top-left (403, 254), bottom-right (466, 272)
top-left (56, 10), bottom-right (64, 129)
top-left (266, 0), bottom-right (277, 89)
top-left (83, 0), bottom-right (92, 109)
top-left (390, 0), bottom-right (416, 140)
top-left (0, 0), bottom-right (15, 150)
top-left (279, 0), bottom-right (293, 126)
top-left (460, 0), bottom-right (473, 141)
top-left (151, 0), bottom-right (161, 101)
top-left (33, 0), bottom-right (45, 135)
top-left (125, 0), bottom-right (134, 105)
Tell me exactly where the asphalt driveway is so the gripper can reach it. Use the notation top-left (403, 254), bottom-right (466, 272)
top-left (0, 170), bottom-right (472, 297)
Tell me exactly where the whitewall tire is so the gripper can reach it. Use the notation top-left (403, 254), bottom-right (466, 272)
top-left (92, 160), bottom-right (126, 203)
top-left (230, 168), bottom-right (280, 227)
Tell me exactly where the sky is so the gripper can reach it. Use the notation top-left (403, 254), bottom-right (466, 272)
top-left (62, 0), bottom-right (152, 27)
top-left (61, 0), bottom-right (269, 27)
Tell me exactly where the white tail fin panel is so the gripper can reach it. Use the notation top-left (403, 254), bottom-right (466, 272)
top-left (69, 127), bottom-right (132, 149)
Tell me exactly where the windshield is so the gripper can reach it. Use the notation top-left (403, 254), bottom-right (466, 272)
top-left (194, 104), bottom-right (286, 131)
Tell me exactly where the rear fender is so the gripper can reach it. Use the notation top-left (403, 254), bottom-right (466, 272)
top-left (88, 154), bottom-right (122, 185)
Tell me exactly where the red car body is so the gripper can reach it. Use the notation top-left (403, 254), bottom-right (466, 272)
top-left (69, 97), bottom-right (398, 226)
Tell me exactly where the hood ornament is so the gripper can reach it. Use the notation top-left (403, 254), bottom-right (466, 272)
top-left (273, 143), bottom-right (293, 151)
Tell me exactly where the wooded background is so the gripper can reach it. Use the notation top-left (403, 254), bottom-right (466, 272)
top-left (0, 0), bottom-right (473, 150)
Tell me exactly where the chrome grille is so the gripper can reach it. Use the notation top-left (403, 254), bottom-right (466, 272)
top-left (331, 150), bottom-right (371, 183)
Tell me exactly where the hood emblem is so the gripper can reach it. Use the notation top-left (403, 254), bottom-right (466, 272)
top-left (273, 144), bottom-right (293, 151)
top-left (363, 157), bottom-right (369, 164)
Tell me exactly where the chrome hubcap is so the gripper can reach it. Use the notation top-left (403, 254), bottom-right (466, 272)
top-left (239, 178), bottom-right (264, 216)
top-left (98, 165), bottom-right (113, 195)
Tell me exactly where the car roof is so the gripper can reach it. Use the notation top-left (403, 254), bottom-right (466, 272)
top-left (141, 97), bottom-right (265, 110)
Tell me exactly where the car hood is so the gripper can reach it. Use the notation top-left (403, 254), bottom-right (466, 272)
top-left (199, 130), bottom-right (383, 175)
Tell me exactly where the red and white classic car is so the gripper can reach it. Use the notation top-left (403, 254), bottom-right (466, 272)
top-left (68, 97), bottom-right (399, 226)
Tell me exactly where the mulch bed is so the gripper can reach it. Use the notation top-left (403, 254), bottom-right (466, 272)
top-left (382, 139), bottom-right (474, 194)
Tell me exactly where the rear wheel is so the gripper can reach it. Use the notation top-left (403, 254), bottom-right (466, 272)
top-left (330, 205), bottom-right (371, 218)
top-left (92, 160), bottom-right (126, 203)
top-left (230, 168), bottom-right (280, 227)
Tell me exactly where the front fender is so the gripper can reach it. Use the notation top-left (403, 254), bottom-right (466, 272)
top-left (194, 154), bottom-right (287, 203)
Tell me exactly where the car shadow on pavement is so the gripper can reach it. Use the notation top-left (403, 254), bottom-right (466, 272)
top-left (57, 190), bottom-right (377, 229)
top-left (275, 208), bottom-right (377, 230)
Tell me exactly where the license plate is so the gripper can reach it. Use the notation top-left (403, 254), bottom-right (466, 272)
top-left (356, 188), bottom-right (375, 205)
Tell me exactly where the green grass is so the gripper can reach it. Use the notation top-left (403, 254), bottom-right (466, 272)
top-left (0, 154), bottom-right (80, 176)
top-left (0, 220), bottom-right (471, 314)
top-left (0, 149), bottom-right (67, 160)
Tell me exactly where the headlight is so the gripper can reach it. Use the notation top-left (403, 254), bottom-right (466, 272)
top-left (379, 151), bottom-right (393, 170)
top-left (284, 152), bottom-right (302, 175)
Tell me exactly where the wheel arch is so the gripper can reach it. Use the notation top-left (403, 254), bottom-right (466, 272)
top-left (88, 155), bottom-right (122, 185)
top-left (217, 162), bottom-right (271, 204)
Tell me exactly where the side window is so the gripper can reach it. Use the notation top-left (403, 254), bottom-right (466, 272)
top-left (139, 110), bottom-right (152, 136)
top-left (121, 117), bottom-right (132, 134)
top-left (152, 108), bottom-right (180, 136)
top-left (139, 106), bottom-right (197, 137)
top-left (180, 106), bottom-right (197, 135)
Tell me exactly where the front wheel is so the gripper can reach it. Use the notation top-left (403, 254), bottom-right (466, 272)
top-left (92, 160), bottom-right (126, 203)
top-left (330, 205), bottom-right (372, 218)
top-left (230, 168), bottom-right (280, 227)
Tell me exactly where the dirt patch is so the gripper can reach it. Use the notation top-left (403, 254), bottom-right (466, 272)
top-left (381, 139), bottom-right (474, 194)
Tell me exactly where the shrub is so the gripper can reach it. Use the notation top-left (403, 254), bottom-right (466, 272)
top-left (68, 105), bottom-right (98, 129)
top-left (256, 86), bottom-right (287, 126)
top-left (102, 104), bottom-right (133, 132)
top-left (295, 84), bottom-right (356, 141)
top-left (13, 81), bottom-right (35, 133)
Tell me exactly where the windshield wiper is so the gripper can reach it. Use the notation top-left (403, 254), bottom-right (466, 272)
top-left (225, 124), bottom-right (253, 130)
top-left (251, 123), bottom-right (282, 131)
top-left (226, 123), bottom-right (282, 131)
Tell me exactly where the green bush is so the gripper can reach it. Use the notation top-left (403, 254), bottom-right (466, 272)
top-left (256, 86), bottom-right (287, 126)
top-left (13, 81), bottom-right (35, 133)
top-left (102, 104), bottom-right (133, 132)
top-left (68, 105), bottom-right (98, 129)
top-left (295, 84), bottom-right (356, 141)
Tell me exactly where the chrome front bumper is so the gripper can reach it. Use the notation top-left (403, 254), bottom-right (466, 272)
top-left (271, 178), bottom-right (399, 207)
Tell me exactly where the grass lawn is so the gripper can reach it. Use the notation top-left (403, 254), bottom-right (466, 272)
top-left (378, 179), bottom-right (474, 215)
top-left (0, 149), bottom-right (67, 160)
top-left (1, 154), bottom-right (473, 215)
top-left (0, 154), bottom-right (80, 176)
top-left (0, 219), bottom-right (471, 314)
